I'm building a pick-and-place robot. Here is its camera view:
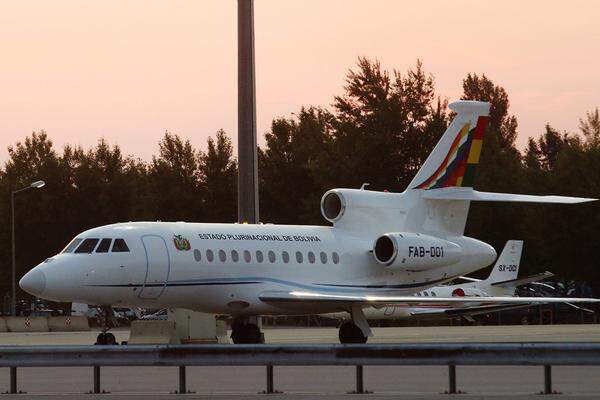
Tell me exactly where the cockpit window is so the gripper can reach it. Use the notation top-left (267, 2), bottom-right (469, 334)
top-left (96, 238), bottom-right (112, 253)
top-left (74, 238), bottom-right (99, 254)
top-left (62, 238), bottom-right (83, 253)
top-left (112, 238), bottom-right (130, 252)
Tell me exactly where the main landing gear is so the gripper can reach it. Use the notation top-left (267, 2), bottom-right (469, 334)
top-left (339, 321), bottom-right (368, 344)
top-left (230, 316), bottom-right (265, 344)
top-left (338, 306), bottom-right (372, 344)
top-left (95, 306), bottom-right (117, 345)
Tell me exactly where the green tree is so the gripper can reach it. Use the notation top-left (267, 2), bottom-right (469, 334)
top-left (580, 108), bottom-right (600, 148)
top-left (330, 58), bottom-right (447, 191)
top-left (0, 132), bottom-right (70, 297)
top-left (148, 132), bottom-right (203, 221)
top-left (259, 107), bottom-right (334, 224)
top-left (66, 139), bottom-right (148, 229)
top-left (198, 130), bottom-right (237, 223)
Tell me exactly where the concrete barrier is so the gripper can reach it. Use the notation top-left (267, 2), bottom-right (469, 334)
top-left (128, 320), bottom-right (181, 345)
top-left (48, 316), bottom-right (90, 332)
top-left (5, 316), bottom-right (49, 332)
top-left (0, 318), bottom-right (7, 332)
top-left (168, 309), bottom-right (220, 344)
top-left (216, 320), bottom-right (229, 344)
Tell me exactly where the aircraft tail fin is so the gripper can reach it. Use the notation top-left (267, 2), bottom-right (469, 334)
top-left (485, 240), bottom-right (523, 284)
top-left (408, 100), bottom-right (490, 190)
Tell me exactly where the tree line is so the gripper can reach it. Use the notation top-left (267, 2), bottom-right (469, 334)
top-left (2, 57), bottom-right (600, 301)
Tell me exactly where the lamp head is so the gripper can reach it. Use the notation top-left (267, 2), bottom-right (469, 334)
top-left (30, 180), bottom-right (45, 189)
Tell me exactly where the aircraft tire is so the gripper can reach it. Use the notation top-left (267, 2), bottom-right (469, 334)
top-left (95, 332), bottom-right (117, 345)
top-left (104, 332), bottom-right (117, 345)
top-left (231, 323), bottom-right (262, 344)
top-left (95, 332), bottom-right (106, 345)
top-left (338, 321), bottom-right (368, 344)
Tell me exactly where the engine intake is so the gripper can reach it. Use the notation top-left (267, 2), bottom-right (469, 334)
top-left (373, 232), bottom-right (462, 271)
top-left (321, 191), bottom-right (346, 222)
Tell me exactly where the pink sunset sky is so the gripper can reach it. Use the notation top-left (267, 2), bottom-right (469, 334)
top-left (1, 0), bottom-right (598, 162)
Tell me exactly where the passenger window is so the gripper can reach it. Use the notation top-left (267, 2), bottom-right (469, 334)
top-left (295, 251), bottom-right (303, 263)
top-left (193, 249), bottom-right (201, 262)
top-left (282, 251), bottom-right (290, 263)
top-left (206, 249), bottom-right (214, 262)
top-left (308, 252), bottom-right (315, 264)
top-left (417, 292), bottom-right (422, 296)
top-left (112, 239), bottom-right (130, 252)
top-left (231, 250), bottom-right (239, 262)
top-left (96, 239), bottom-right (112, 253)
top-left (332, 252), bottom-right (340, 264)
top-left (256, 250), bottom-right (264, 263)
top-left (320, 252), bottom-right (327, 264)
top-left (432, 291), bottom-right (437, 297)
top-left (424, 292), bottom-right (429, 297)
top-left (243, 250), bottom-right (251, 263)
top-left (62, 238), bottom-right (82, 253)
top-left (75, 238), bottom-right (99, 254)
top-left (268, 251), bottom-right (276, 263)
top-left (218, 250), bottom-right (226, 262)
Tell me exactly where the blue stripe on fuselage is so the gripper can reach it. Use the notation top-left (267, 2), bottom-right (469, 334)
top-left (87, 275), bottom-right (455, 293)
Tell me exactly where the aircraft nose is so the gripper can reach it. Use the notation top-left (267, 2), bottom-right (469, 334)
top-left (19, 268), bottom-right (46, 296)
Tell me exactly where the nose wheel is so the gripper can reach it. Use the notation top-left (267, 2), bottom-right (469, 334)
top-left (94, 306), bottom-right (118, 345)
top-left (95, 331), bottom-right (117, 345)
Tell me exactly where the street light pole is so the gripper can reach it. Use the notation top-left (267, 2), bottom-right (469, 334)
top-left (10, 191), bottom-right (16, 316)
top-left (11, 180), bottom-right (45, 316)
top-left (237, 0), bottom-right (259, 224)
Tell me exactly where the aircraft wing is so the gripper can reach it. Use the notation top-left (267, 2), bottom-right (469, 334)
top-left (490, 271), bottom-right (555, 288)
top-left (259, 290), bottom-right (600, 309)
top-left (421, 187), bottom-right (596, 204)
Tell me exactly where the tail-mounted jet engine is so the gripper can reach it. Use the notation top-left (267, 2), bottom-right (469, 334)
top-left (320, 188), bottom-right (400, 229)
top-left (373, 232), bottom-right (462, 271)
top-left (321, 190), bottom-right (346, 222)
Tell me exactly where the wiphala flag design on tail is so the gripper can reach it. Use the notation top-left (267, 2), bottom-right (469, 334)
top-left (413, 116), bottom-right (489, 189)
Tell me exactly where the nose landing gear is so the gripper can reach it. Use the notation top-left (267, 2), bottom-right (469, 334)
top-left (94, 306), bottom-right (117, 345)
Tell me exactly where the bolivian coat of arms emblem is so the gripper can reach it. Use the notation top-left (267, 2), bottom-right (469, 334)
top-left (173, 235), bottom-right (191, 251)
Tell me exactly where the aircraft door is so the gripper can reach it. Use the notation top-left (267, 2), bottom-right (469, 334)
top-left (139, 235), bottom-right (170, 299)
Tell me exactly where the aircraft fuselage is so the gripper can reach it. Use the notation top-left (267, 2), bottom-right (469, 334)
top-left (24, 221), bottom-right (496, 316)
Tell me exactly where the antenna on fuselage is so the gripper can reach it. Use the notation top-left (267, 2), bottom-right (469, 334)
top-left (360, 183), bottom-right (370, 190)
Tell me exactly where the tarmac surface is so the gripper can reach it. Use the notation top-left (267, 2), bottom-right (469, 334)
top-left (2, 324), bottom-right (600, 345)
top-left (0, 324), bottom-right (599, 399)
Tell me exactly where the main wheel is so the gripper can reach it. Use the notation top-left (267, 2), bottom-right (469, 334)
top-left (231, 323), bottom-right (263, 344)
top-left (104, 332), bottom-right (117, 345)
top-left (338, 321), bottom-right (368, 344)
top-left (95, 332), bottom-right (106, 345)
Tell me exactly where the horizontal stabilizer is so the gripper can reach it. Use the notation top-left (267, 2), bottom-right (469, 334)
top-left (491, 271), bottom-right (555, 287)
top-left (422, 187), bottom-right (596, 204)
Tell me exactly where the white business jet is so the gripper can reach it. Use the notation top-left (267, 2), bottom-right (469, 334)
top-left (335, 240), bottom-right (560, 321)
top-left (19, 101), bottom-right (598, 344)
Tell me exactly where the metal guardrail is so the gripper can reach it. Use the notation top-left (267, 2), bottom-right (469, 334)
top-left (1, 343), bottom-right (600, 394)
